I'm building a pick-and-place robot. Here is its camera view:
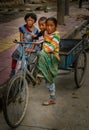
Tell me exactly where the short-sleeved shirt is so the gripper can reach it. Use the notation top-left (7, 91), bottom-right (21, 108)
top-left (19, 24), bottom-right (39, 45)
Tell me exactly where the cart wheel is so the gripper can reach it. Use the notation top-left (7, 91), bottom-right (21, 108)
top-left (74, 51), bottom-right (87, 88)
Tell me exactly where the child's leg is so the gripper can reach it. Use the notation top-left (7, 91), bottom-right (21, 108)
top-left (43, 82), bottom-right (56, 106)
top-left (10, 45), bottom-right (22, 77)
top-left (10, 59), bottom-right (17, 77)
top-left (47, 83), bottom-right (56, 98)
top-left (12, 59), bottom-right (17, 70)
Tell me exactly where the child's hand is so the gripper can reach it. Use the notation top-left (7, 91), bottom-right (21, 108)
top-left (22, 44), bottom-right (25, 46)
top-left (25, 48), bottom-right (33, 53)
top-left (25, 44), bottom-right (35, 53)
top-left (30, 33), bottom-right (37, 38)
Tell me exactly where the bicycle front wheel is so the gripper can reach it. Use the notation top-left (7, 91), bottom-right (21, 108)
top-left (2, 73), bottom-right (29, 128)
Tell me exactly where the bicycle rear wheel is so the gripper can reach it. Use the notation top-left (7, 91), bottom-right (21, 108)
top-left (2, 73), bottom-right (29, 128)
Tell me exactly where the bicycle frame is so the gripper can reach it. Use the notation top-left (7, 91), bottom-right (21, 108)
top-left (13, 39), bottom-right (43, 84)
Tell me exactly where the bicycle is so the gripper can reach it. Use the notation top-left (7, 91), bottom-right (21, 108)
top-left (2, 39), bottom-right (43, 128)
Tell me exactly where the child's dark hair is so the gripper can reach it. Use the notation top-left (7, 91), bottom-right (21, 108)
top-left (24, 13), bottom-right (37, 22)
top-left (46, 17), bottom-right (57, 27)
top-left (38, 16), bottom-right (47, 23)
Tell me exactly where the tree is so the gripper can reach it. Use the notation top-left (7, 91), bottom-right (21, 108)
top-left (57, 0), bottom-right (70, 25)
top-left (57, 0), bottom-right (65, 25)
top-left (79, 0), bottom-right (83, 8)
top-left (65, 0), bottom-right (69, 15)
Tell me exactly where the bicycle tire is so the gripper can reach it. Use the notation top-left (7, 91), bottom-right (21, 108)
top-left (2, 73), bottom-right (29, 128)
top-left (74, 51), bottom-right (87, 88)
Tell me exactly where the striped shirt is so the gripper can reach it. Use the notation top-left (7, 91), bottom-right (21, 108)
top-left (43, 31), bottom-right (60, 60)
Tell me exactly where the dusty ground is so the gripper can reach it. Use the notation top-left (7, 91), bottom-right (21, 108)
top-left (0, 52), bottom-right (89, 130)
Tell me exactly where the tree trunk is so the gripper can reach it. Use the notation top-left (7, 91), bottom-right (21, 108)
top-left (79, 0), bottom-right (83, 8)
top-left (65, 0), bottom-right (69, 15)
top-left (57, 0), bottom-right (65, 25)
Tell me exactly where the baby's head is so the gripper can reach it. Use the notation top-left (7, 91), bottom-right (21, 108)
top-left (38, 17), bottom-right (47, 31)
top-left (46, 17), bottom-right (57, 34)
top-left (24, 13), bottom-right (37, 27)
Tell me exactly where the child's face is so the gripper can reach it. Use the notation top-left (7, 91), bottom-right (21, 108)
top-left (38, 20), bottom-right (46, 31)
top-left (46, 20), bottom-right (56, 34)
top-left (25, 17), bottom-right (35, 28)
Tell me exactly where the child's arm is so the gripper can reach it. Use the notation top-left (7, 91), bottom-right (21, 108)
top-left (25, 39), bottom-right (36, 53)
top-left (20, 32), bottom-right (23, 41)
top-left (43, 35), bottom-right (60, 53)
top-left (19, 32), bottom-right (26, 46)
top-left (31, 31), bottom-right (44, 40)
top-left (30, 33), bottom-right (37, 38)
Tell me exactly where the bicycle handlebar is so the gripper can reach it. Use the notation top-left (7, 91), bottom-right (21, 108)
top-left (13, 39), bottom-right (44, 45)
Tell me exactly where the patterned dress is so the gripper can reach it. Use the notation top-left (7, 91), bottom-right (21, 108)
top-left (37, 31), bottom-right (60, 83)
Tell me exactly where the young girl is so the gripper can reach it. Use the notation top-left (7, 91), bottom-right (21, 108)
top-left (37, 17), bottom-right (60, 106)
top-left (25, 16), bottom-right (47, 53)
top-left (10, 13), bottom-right (39, 77)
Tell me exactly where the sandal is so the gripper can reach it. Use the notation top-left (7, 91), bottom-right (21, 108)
top-left (42, 99), bottom-right (56, 106)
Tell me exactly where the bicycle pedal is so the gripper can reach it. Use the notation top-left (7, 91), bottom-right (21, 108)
top-left (18, 97), bottom-right (24, 103)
